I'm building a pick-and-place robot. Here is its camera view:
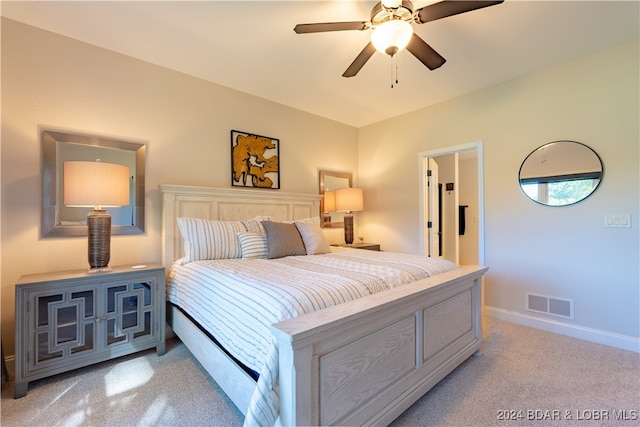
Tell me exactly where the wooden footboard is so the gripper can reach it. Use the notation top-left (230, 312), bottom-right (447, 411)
top-left (272, 265), bottom-right (487, 426)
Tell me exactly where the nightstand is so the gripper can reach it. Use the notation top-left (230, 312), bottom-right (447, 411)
top-left (14, 263), bottom-right (165, 398)
top-left (335, 242), bottom-right (380, 251)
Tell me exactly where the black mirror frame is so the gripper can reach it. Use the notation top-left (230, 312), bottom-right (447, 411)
top-left (518, 140), bottom-right (603, 207)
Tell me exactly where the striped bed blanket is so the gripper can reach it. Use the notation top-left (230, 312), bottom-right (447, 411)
top-left (166, 247), bottom-right (458, 426)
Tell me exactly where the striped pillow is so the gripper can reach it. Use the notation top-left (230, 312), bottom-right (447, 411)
top-left (238, 232), bottom-right (269, 259)
top-left (177, 218), bottom-right (248, 263)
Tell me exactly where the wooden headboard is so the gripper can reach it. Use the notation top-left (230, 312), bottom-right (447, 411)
top-left (160, 184), bottom-right (322, 267)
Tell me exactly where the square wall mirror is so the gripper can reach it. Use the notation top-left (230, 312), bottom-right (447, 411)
top-left (42, 129), bottom-right (146, 237)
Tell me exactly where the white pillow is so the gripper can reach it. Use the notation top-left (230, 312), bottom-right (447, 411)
top-left (238, 232), bottom-right (268, 259)
top-left (177, 217), bottom-right (264, 263)
top-left (283, 216), bottom-right (321, 225)
top-left (295, 221), bottom-right (331, 255)
top-left (244, 216), bottom-right (271, 233)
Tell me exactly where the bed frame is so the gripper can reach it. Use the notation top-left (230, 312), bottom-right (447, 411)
top-left (160, 184), bottom-right (487, 426)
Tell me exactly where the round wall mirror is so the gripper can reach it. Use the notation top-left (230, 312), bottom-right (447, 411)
top-left (519, 141), bottom-right (603, 206)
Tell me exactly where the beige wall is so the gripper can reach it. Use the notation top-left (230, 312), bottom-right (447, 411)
top-left (459, 154), bottom-right (479, 265)
top-left (358, 41), bottom-right (639, 349)
top-left (2, 18), bottom-right (638, 356)
top-left (0, 19), bottom-right (358, 355)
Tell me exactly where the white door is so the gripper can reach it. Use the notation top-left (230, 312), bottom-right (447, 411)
top-left (426, 158), bottom-right (441, 257)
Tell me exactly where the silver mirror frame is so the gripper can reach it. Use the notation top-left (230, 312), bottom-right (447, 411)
top-left (319, 170), bottom-right (352, 228)
top-left (42, 129), bottom-right (146, 237)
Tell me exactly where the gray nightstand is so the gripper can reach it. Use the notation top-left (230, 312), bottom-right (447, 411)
top-left (335, 243), bottom-right (380, 251)
top-left (14, 263), bottom-right (165, 398)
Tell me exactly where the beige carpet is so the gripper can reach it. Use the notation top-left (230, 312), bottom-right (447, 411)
top-left (2, 317), bottom-right (638, 426)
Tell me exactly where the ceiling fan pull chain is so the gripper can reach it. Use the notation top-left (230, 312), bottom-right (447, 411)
top-left (395, 55), bottom-right (399, 86)
top-left (390, 54), bottom-right (399, 89)
top-left (390, 55), bottom-right (394, 88)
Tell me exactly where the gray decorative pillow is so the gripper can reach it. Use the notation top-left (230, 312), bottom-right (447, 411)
top-left (261, 221), bottom-right (307, 259)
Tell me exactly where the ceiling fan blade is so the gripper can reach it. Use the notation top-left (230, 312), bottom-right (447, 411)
top-left (342, 42), bottom-right (376, 78)
top-left (294, 21), bottom-right (368, 34)
top-left (416, 1), bottom-right (504, 24)
top-left (406, 34), bottom-right (446, 70)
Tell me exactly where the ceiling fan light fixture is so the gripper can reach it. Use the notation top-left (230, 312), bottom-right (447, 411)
top-left (371, 19), bottom-right (413, 56)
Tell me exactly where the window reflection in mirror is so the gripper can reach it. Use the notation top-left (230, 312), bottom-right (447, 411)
top-left (319, 170), bottom-right (352, 228)
top-left (519, 141), bottom-right (602, 206)
top-left (42, 129), bottom-right (146, 237)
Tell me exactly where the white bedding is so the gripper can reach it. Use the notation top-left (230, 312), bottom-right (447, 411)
top-left (166, 247), bottom-right (458, 426)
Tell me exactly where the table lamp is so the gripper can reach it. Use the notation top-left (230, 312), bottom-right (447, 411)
top-left (335, 187), bottom-right (363, 245)
top-left (323, 190), bottom-right (336, 224)
top-left (63, 160), bottom-right (130, 272)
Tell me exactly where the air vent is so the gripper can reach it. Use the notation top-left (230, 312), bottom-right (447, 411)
top-left (526, 293), bottom-right (574, 319)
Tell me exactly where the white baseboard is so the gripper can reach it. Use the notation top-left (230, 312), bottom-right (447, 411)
top-left (485, 306), bottom-right (640, 353)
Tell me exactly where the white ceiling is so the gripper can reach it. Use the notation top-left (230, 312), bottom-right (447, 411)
top-left (3, 1), bottom-right (639, 128)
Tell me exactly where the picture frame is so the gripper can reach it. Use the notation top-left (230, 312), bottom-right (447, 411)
top-left (231, 130), bottom-right (280, 189)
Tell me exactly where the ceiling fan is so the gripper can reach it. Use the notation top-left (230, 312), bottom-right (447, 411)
top-left (294, 0), bottom-right (504, 78)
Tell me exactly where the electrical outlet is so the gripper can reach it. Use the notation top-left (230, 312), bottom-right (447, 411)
top-left (604, 214), bottom-right (632, 228)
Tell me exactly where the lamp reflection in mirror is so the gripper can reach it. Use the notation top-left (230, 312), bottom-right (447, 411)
top-left (323, 190), bottom-right (336, 224)
top-left (64, 160), bottom-right (130, 272)
top-left (335, 187), bottom-right (364, 245)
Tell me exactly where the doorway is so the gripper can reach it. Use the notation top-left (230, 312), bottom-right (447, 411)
top-left (419, 141), bottom-right (485, 266)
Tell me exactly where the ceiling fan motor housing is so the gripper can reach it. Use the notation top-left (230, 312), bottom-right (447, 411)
top-left (371, 0), bottom-right (415, 26)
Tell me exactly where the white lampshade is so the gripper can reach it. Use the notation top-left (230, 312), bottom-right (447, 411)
top-left (371, 20), bottom-right (413, 56)
top-left (323, 190), bottom-right (336, 212)
top-left (335, 187), bottom-right (364, 212)
top-left (64, 161), bottom-right (130, 207)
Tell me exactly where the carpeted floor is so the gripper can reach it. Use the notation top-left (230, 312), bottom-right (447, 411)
top-left (2, 317), bottom-right (638, 426)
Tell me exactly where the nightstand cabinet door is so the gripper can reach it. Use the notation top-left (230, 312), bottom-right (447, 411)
top-left (104, 279), bottom-right (156, 347)
top-left (15, 264), bottom-right (165, 398)
top-left (32, 285), bottom-right (98, 368)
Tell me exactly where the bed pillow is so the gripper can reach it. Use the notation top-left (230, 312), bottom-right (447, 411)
top-left (238, 232), bottom-right (268, 259)
top-left (177, 217), bottom-right (248, 263)
top-left (261, 221), bottom-right (307, 259)
top-left (283, 216), bottom-right (321, 225)
top-left (295, 221), bottom-right (331, 255)
top-left (243, 216), bottom-right (271, 234)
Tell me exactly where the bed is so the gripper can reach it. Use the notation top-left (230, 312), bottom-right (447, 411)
top-left (160, 184), bottom-right (487, 426)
